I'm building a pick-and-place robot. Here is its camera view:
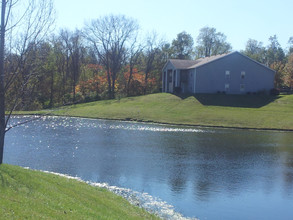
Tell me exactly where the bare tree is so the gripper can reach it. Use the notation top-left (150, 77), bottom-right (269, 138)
top-left (126, 35), bottom-right (142, 96)
top-left (0, 0), bottom-right (7, 165)
top-left (0, 0), bottom-right (55, 164)
top-left (142, 32), bottom-right (162, 95)
top-left (60, 29), bottom-right (83, 103)
top-left (85, 14), bottom-right (139, 99)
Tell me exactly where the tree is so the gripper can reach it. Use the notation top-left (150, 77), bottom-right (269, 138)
top-left (0, 0), bottom-right (6, 165)
top-left (271, 61), bottom-right (286, 88)
top-left (266, 35), bottom-right (285, 66)
top-left (243, 39), bottom-right (267, 63)
top-left (50, 35), bottom-right (69, 105)
top-left (285, 53), bottom-right (293, 89)
top-left (171, 31), bottom-right (194, 59)
top-left (126, 37), bottom-right (142, 96)
top-left (0, 0), bottom-right (55, 164)
top-left (34, 42), bottom-right (56, 108)
top-left (195, 26), bottom-right (232, 58)
top-left (85, 15), bottom-right (139, 99)
top-left (142, 32), bottom-right (162, 94)
top-left (60, 29), bottom-right (84, 103)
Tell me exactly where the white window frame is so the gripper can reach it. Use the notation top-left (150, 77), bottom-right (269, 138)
top-left (225, 70), bottom-right (230, 79)
top-left (240, 84), bottom-right (245, 92)
top-left (241, 71), bottom-right (246, 79)
top-left (225, 83), bottom-right (230, 91)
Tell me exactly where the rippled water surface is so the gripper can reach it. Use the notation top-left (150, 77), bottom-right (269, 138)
top-left (4, 116), bottom-right (293, 219)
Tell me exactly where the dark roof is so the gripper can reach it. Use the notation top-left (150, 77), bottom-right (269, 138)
top-left (189, 53), bottom-right (229, 69)
top-left (167, 51), bottom-right (275, 72)
top-left (168, 59), bottom-right (198, 69)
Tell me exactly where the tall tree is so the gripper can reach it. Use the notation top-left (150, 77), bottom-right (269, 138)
top-left (0, 0), bottom-right (6, 165)
top-left (171, 31), bottom-right (194, 59)
top-left (243, 39), bottom-right (267, 63)
top-left (60, 29), bottom-right (83, 103)
top-left (126, 37), bottom-right (142, 96)
top-left (266, 35), bottom-right (285, 66)
top-left (50, 35), bottom-right (69, 105)
top-left (195, 26), bottom-right (232, 58)
top-left (85, 14), bottom-right (139, 99)
top-left (271, 61), bottom-right (286, 88)
top-left (0, 0), bottom-right (55, 164)
top-left (285, 53), bottom-right (293, 89)
top-left (142, 32), bottom-right (162, 94)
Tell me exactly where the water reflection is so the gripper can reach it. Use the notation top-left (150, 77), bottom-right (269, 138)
top-left (4, 116), bottom-right (293, 220)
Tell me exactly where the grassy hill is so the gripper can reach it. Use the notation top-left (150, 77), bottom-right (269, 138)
top-left (0, 164), bottom-right (159, 220)
top-left (23, 93), bottom-right (293, 130)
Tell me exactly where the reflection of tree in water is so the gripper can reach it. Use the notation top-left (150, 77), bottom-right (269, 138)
top-left (161, 133), bottom-right (191, 193)
top-left (159, 129), bottom-right (293, 202)
top-left (169, 160), bottom-right (188, 193)
top-left (277, 132), bottom-right (293, 197)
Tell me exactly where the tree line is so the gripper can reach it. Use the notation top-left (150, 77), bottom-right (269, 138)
top-left (2, 5), bottom-right (293, 114)
top-left (242, 36), bottom-right (293, 90)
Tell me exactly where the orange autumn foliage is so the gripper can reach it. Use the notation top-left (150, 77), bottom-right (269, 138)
top-left (76, 65), bottom-right (159, 98)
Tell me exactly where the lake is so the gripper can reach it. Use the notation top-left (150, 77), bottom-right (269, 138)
top-left (4, 116), bottom-right (293, 219)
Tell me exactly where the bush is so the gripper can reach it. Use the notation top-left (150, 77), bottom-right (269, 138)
top-left (270, 88), bottom-right (280, 96)
top-left (279, 86), bottom-right (290, 93)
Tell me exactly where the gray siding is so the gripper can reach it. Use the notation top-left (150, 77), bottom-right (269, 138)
top-left (195, 52), bottom-right (275, 94)
top-left (162, 61), bottom-right (173, 92)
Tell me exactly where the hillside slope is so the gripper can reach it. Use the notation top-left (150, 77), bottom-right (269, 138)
top-left (0, 164), bottom-right (159, 219)
top-left (38, 93), bottom-right (293, 130)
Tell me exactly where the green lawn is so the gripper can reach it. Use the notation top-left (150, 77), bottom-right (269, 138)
top-left (26, 93), bottom-right (293, 131)
top-left (0, 164), bottom-right (159, 220)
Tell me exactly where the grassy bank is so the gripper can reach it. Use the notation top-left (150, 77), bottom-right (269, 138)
top-left (19, 93), bottom-right (293, 130)
top-left (0, 164), bottom-right (159, 220)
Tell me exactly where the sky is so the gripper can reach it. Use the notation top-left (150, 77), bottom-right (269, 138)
top-left (54, 0), bottom-right (293, 51)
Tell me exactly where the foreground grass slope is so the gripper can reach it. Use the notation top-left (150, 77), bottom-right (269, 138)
top-left (39, 93), bottom-right (293, 130)
top-left (0, 164), bottom-right (159, 220)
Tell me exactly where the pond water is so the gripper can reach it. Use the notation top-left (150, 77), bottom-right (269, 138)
top-left (4, 116), bottom-right (293, 220)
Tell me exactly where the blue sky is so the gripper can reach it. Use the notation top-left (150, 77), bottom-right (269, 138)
top-left (54, 0), bottom-right (293, 51)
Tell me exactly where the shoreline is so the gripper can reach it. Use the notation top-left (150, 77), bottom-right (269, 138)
top-left (12, 113), bottom-right (293, 132)
top-left (36, 168), bottom-right (196, 220)
top-left (10, 93), bottom-right (293, 132)
top-left (0, 164), bottom-right (161, 220)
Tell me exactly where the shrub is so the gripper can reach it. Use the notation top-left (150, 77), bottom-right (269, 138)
top-left (270, 88), bottom-right (280, 96)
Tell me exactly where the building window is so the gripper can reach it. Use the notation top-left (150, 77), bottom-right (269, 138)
top-left (225, 83), bottom-right (230, 91)
top-left (241, 71), bottom-right (245, 79)
top-left (168, 70), bottom-right (172, 82)
top-left (225, 70), bottom-right (230, 79)
top-left (240, 84), bottom-right (245, 92)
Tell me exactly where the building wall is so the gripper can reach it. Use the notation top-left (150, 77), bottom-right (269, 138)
top-left (162, 61), bottom-right (175, 93)
top-left (194, 52), bottom-right (275, 94)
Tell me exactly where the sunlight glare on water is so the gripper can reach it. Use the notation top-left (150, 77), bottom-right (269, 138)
top-left (5, 116), bottom-right (293, 220)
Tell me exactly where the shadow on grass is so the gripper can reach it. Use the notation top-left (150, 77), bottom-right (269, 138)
top-left (177, 93), bottom-right (280, 108)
